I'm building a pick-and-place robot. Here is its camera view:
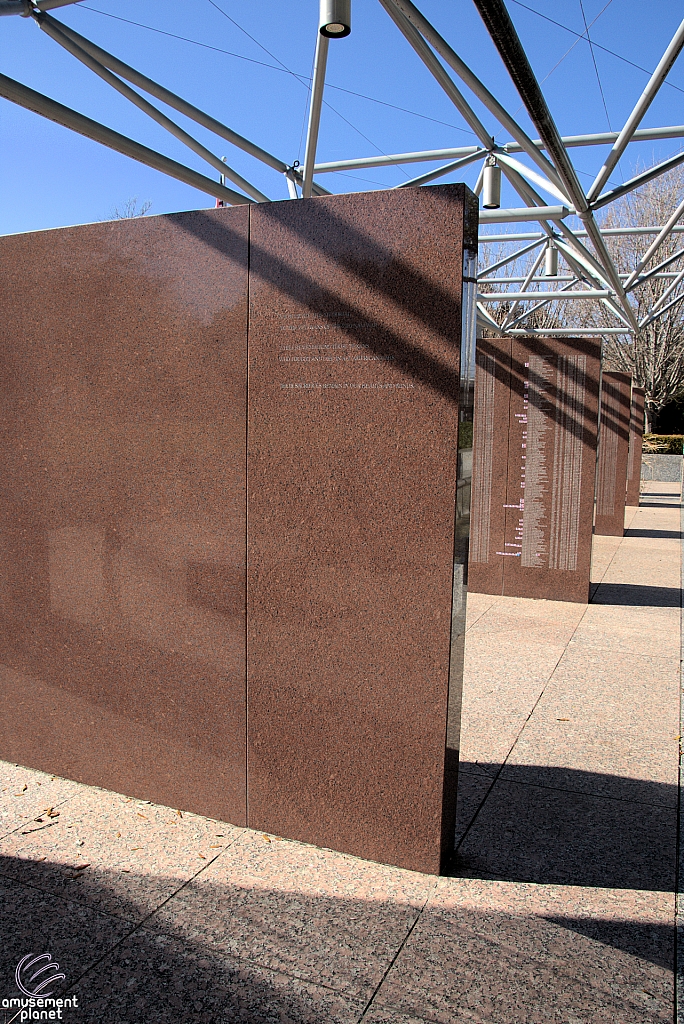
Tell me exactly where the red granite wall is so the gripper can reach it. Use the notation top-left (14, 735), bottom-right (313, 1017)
top-left (469, 335), bottom-right (601, 603)
top-left (595, 371), bottom-right (632, 536)
top-left (0, 184), bottom-right (476, 875)
top-left (626, 386), bottom-right (645, 506)
top-left (0, 208), bottom-right (250, 823)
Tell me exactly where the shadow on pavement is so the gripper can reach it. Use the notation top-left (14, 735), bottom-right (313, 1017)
top-left (624, 528), bottom-right (682, 539)
top-left (0, 845), bottom-right (673, 1023)
top-left (454, 763), bottom-right (676, 898)
top-left (589, 583), bottom-right (681, 606)
top-left (0, 858), bottom-right (365, 1023)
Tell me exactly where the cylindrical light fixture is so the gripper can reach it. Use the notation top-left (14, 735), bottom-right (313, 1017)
top-left (320, 0), bottom-right (351, 37)
top-left (544, 243), bottom-right (559, 277)
top-left (482, 156), bottom-right (501, 209)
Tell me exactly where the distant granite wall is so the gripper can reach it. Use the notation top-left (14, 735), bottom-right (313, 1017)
top-left (595, 371), bottom-right (632, 537)
top-left (468, 334), bottom-right (601, 603)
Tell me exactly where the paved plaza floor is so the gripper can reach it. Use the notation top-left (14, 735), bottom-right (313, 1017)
top-left (0, 479), bottom-right (681, 1022)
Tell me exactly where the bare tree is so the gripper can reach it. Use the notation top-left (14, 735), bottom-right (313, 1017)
top-left (595, 167), bottom-right (684, 431)
top-left (479, 169), bottom-right (684, 430)
top-left (110, 197), bottom-right (152, 220)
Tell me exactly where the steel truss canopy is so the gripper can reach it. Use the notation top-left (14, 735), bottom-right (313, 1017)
top-left (1, 0), bottom-right (684, 341)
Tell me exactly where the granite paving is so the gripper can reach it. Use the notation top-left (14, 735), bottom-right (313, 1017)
top-left (0, 478), bottom-right (680, 1022)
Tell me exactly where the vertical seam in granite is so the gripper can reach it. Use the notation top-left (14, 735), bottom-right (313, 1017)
top-left (501, 338), bottom-right (513, 596)
top-left (245, 205), bottom-right (251, 830)
top-left (675, 483), bottom-right (683, 1024)
top-left (441, 267), bottom-right (466, 870)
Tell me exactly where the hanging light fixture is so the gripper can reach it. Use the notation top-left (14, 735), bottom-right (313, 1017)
top-left (482, 155), bottom-right (501, 209)
top-left (320, 0), bottom-right (351, 37)
top-left (544, 242), bottom-right (559, 277)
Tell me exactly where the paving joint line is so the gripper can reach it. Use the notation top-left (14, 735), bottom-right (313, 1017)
top-left (454, 597), bottom-right (591, 855)
top-left (476, 772), bottom-right (676, 809)
top-left (0, 770), bottom-right (87, 842)
top-left (459, 764), bottom-right (674, 808)
top-left (30, 836), bottom-right (245, 1005)
top-left (0, 827), bottom-right (246, 970)
top-left (357, 879), bottom-right (439, 1022)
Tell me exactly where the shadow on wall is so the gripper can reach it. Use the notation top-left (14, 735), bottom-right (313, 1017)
top-left (176, 202), bottom-right (466, 404)
top-left (0, 836), bottom-right (673, 1024)
top-left (454, 764), bottom-right (676, 896)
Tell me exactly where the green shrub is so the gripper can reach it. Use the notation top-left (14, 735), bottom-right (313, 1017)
top-left (643, 434), bottom-right (684, 454)
top-left (458, 421), bottom-right (473, 450)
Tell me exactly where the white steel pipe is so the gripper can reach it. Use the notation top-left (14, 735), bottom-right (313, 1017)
top-left (313, 126), bottom-right (684, 174)
top-left (0, 72), bottom-right (252, 204)
top-left (386, 0), bottom-right (565, 191)
top-left (377, 0), bottom-right (493, 149)
top-left (624, 197), bottom-right (684, 288)
top-left (508, 328), bottom-right (630, 335)
top-left (502, 244), bottom-right (547, 328)
top-left (43, 14), bottom-right (302, 184)
top-left (36, 14), bottom-right (270, 202)
top-left (479, 290), bottom-right (610, 300)
top-left (480, 226), bottom-right (684, 242)
top-left (588, 17), bottom-right (684, 202)
top-left (479, 205), bottom-right (570, 222)
top-left (302, 31), bottom-right (330, 198)
top-left (394, 149), bottom-right (486, 188)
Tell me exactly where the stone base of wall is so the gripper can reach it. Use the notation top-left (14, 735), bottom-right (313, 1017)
top-left (641, 454), bottom-right (683, 482)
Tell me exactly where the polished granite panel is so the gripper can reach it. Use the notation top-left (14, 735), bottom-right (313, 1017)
top-left (247, 185), bottom-right (477, 874)
top-left (626, 385), bottom-right (645, 506)
top-left (595, 371), bottom-right (632, 536)
top-left (0, 208), bottom-right (250, 824)
top-left (468, 334), bottom-right (511, 597)
top-left (469, 335), bottom-right (600, 601)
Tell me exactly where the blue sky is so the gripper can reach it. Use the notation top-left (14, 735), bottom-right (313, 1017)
top-left (0, 0), bottom-right (682, 235)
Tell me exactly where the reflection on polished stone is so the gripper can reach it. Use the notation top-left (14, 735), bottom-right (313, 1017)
top-left (0, 185), bottom-right (476, 874)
